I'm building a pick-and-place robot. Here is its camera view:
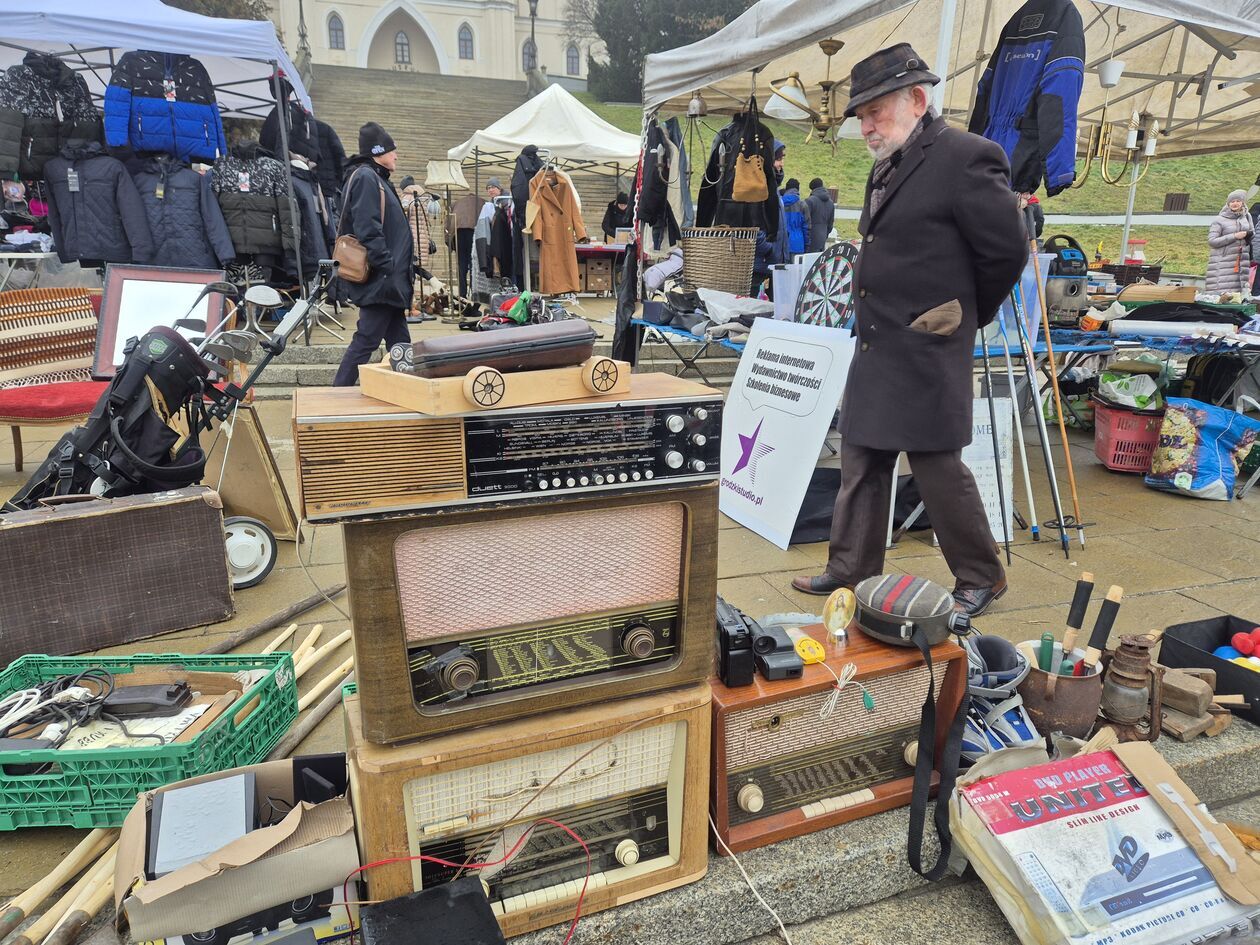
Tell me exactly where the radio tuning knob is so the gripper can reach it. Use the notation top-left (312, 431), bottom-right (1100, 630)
top-left (665, 414), bottom-right (685, 433)
top-left (690, 459), bottom-right (706, 472)
top-left (665, 451), bottom-right (684, 469)
top-left (691, 434), bottom-right (707, 446)
top-left (737, 783), bottom-right (765, 814)
top-left (621, 625), bottom-right (656, 660)
top-left (692, 407), bottom-right (709, 421)
top-left (614, 838), bottom-right (640, 867)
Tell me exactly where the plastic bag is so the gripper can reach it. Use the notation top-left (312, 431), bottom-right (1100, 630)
top-left (1145, 397), bottom-right (1260, 500)
top-left (1098, 371), bottom-right (1162, 410)
top-left (695, 287), bottom-right (774, 325)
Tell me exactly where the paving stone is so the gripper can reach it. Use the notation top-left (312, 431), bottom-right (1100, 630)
top-left (1014, 535), bottom-right (1226, 596)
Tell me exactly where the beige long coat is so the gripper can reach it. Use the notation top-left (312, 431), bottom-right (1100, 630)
top-left (529, 170), bottom-right (586, 294)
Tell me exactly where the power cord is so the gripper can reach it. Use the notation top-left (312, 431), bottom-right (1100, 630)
top-left (709, 815), bottom-right (794, 945)
top-left (297, 518), bottom-right (351, 621)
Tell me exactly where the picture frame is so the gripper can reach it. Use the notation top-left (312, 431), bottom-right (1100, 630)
top-left (93, 264), bottom-right (228, 378)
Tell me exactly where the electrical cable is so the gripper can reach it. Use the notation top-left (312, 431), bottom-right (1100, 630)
top-left (296, 518), bottom-right (352, 621)
top-left (709, 814), bottom-right (794, 945)
top-left (817, 661), bottom-right (873, 720)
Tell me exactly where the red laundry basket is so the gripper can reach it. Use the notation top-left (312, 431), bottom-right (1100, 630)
top-left (1091, 395), bottom-right (1165, 473)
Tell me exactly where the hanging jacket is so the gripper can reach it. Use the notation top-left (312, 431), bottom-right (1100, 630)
top-left (290, 162), bottom-right (333, 278)
top-left (0, 52), bottom-right (102, 179)
top-left (639, 120), bottom-right (680, 248)
top-left (132, 154), bottom-right (235, 270)
top-left (401, 184), bottom-right (434, 270)
top-left (511, 145), bottom-right (545, 211)
top-left (210, 141), bottom-right (295, 262)
top-left (261, 84), bottom-right (320, 165)
top-left (781, 188), bottom-right (812, 256)
top-left (489, 202), bottom-right (514, 276)
top-left (968, 0), bottom-right (1084, 196)
top-left (1206, 201), bottom-right (1255, 295)
top-left (44, 142), bottom-right (154, 266)
top-left (804, 185), bottom-right (834, 253)
top-left (696, 112), bottom-right (778, 240)
top-left (664, 117), bottom-right (694, 228)
top-left (104, 51), bottom-right (227, 163)
top-left (529, 169), bottom-right (586, 294)
top-left (314, 120), bottom-right (348, 212)
top-left (336, 155), bottom-right (413, 309)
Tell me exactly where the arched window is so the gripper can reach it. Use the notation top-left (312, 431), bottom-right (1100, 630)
top-left (458, 24), bottom-right (474, 60)
top-left (522, 38), bottom-right (537, 72)
top-left (327, 13), bottom-right (345, 50)
top-left (565, 45), bottom-right (579, 76)
top-left (394, 31), bottom-right (411, 64)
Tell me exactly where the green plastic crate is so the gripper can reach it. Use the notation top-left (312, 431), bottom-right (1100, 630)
top-left (0, 653), bottom-right (297, 830)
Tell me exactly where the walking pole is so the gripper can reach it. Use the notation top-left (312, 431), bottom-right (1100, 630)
top-left (1024, 205), bottom-right (1086, 548)
top-left (1011, 284), bottom-right (1071, 557)
top-left (979, 335), bottom-right (1013, 565)
top-left (997, 309), bottom-right (1039, 540)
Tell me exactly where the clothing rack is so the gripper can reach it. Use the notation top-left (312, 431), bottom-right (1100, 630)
top-left (521, 149), bottom-right (553, 294)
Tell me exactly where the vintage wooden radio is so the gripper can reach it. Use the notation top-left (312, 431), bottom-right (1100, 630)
top-left (344, 481), bottom-right (716, 744)
top-left (711, 624), bottom-right (966, 854)
top-left (344, 683), bottom-right (711, 938)
top-left (291, 375), bottom-right (722, 521)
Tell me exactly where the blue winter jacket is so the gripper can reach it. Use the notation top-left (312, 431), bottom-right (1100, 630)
top-left (104, 51), bottom-right (227, 164)
top-left (967, 0), bottom-right (1084, 196)
top-left (782, 190), bottom-right (810, 256)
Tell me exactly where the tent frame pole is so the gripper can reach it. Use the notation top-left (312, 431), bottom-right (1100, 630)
top-left (272, 67), bottom-right (305, 300)
top-left (932, 0), bottom-right (960, 113)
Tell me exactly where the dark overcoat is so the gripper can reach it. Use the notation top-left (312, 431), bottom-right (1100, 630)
top-left (336, 156), bottom-right (414, 310)
top-left (838, 117), bottom-right (1027, 452)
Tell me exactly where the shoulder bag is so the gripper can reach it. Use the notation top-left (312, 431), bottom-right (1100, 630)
top-left (732, 96), bottom-right (769, 204)
top-left (334, 169), bottom-right (385, 284)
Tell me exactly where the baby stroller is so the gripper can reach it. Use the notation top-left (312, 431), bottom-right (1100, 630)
top-left (3, 262), bottom-right (336, 588)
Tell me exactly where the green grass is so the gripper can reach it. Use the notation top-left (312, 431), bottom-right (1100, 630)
top-left (576, 92), bottom-right (1251, 276)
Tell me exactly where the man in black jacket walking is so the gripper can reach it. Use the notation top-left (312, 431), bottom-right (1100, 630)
top-left (332, 122), bottom-right (415, 386)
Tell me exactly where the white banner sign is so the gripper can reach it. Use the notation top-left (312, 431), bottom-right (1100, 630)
top-left (720, 320), bottom-right (855, 549)
top-left (961, 398), bottom-right (1015, 543)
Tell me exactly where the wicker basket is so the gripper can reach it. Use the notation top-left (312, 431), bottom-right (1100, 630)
top-left (680, 227), bottom-right (758, 295)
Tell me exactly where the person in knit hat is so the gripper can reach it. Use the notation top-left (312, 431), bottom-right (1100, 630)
top-left (1205, 189), bottom-right (1255, 296)
top-left (332, 121), bottom-right (415, 386)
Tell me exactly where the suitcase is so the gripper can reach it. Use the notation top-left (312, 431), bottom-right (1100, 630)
top-left (394, 319), bottom-right (597, 378)
top-left (0, 486), bottom-right (233, 668)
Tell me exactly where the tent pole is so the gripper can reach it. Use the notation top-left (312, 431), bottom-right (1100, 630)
top-left (933, 0), bottom-right (960, 113)
top-left (273, 66), bottom-right (305, 298)
top-left (1119, 156), bottom-right (1139, 257)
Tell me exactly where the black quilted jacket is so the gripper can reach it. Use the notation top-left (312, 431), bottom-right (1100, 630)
top-left (44, 142), bottom-right (154, 265)
top-left (0, 52), bottom-right (102, 179)
top-left (133, 154), bottom-right (236, 270)
top-left (211, 142), bottom-right (295, 261)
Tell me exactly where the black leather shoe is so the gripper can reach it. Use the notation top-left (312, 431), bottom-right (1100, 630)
top-left (791, 573), bottom-right (850, 596)
top-left (952, 578), bottom-right (1009, 617)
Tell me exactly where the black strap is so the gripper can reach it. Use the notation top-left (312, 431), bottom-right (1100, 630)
top-left (907, 628), bottom-right (970, 880)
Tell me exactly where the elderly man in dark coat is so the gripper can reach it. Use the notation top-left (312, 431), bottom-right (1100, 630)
top-left (792, 44), bottom-right (1027, 617)
top-left (332, 122), bottom-right (415, 386)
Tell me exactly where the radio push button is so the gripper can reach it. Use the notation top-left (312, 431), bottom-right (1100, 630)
top-left (566, 477), bottom-right (576, 487)
top-left (615, 839), bottom-right (640, 866)
top-left (593, 474), bottom-right (605, 485)
top-left (579, 476), bottom-right (590, 486)
top-left (618, 473), bottom-right (629, 482)
top-left (644, 470), bottom-right (654, 479)
top-left (631, 471), bottom-right (641, 481)
top-left (737, 783), bottom-right (765, 814)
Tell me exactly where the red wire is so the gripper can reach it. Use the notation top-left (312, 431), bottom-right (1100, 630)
top-left (341, 817), bottom-right (591, 945)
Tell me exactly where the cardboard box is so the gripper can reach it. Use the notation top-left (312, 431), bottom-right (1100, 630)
top-left (116, 756), bottom-right (360, 942)
top-left (1160, 615), bottom-right (1260, 726)
top-left (140, 886), bottom-right (356, 945)
top-left (587, 273), bottom-right (612, 292)
top-left (576, 258), bottom-right (588, 291)
top-left (587, 258), bottom-right (613, 275)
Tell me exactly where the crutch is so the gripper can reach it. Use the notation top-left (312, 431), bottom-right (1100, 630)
top-left (1025, 206), bottom-right (1086, 548)
top-left (1011, 284), bottom-right (1071, 558)
top-left (978, 336), bottom-right (1013, 565)
top-left (997, 308), bottom-right (1039, 540)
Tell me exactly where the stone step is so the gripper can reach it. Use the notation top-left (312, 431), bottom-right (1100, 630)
top-left (508, 722), bottom-right (1260, 945)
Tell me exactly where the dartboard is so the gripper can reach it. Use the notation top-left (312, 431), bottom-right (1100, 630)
top-left (795, 241), bottom-right (860, 328)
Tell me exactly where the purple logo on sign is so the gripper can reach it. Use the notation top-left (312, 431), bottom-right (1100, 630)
top-left (733, 418), bottom-right (775, 483)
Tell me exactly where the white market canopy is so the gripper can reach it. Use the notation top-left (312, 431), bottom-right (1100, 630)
top-left (643, 0), bottom-right (1260, 158)
top-left (448, 84), bottom-right (643, 173)
top-left (0, 0), bottom-right (311, 119)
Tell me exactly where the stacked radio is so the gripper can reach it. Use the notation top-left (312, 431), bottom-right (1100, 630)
top-left (293, 345), bottom-right (724, 937)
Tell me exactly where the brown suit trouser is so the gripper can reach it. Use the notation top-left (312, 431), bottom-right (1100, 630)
top-left (826, 441), bottom-right (1004, 591)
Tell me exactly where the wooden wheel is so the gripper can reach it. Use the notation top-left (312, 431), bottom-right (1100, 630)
top-left (795, 241), bottom-right (860, 329)
top-left (463, 366), bottom-right (506, 407)
top-left (582, 357), bottom-right (619, 393)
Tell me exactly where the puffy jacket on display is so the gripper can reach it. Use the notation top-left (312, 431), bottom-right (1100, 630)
top-left (968, 0), bottom-right (1085, 196)
top-left (260, 81), bottom-right (319, 165)
top-left (639, 120), bottom-right (680, 247)
top-left (44, 142), bottom-right (154, 266)
top-left (336, 156), bottom-right (413, 309)
top-left (210, 141), bottom-right (294, 263)
top-left (105, 51), bottom-right (227, 163)
top-left (314, 120), bottom-right (347, 212)
top-left (290, 161), bottom-right (333, 279)
top-left (696, 113), bottom-right (779, 240)
top-left (133, 154), bottom-right (235, 270)
top-left (0, 52), bottom-right (102, 179)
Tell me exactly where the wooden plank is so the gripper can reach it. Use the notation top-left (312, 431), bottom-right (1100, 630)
top-left (1161, 706), bottom-right (1213, 741)
top-left (1160, 669), bottom-right (1214, 717)
top-left (1205, 705), bottom-right (1233, 737)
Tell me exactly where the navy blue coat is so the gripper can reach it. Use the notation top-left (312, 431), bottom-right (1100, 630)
top-left (132, 155), bottom-right (235, 270)
top-left (44, 142), bottom-right (154, 266)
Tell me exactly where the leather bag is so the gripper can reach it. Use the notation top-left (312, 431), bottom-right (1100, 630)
top-left (731, 96), bottom-right (769, 204)
top-left (334, 169), bottom-right (385, 284)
